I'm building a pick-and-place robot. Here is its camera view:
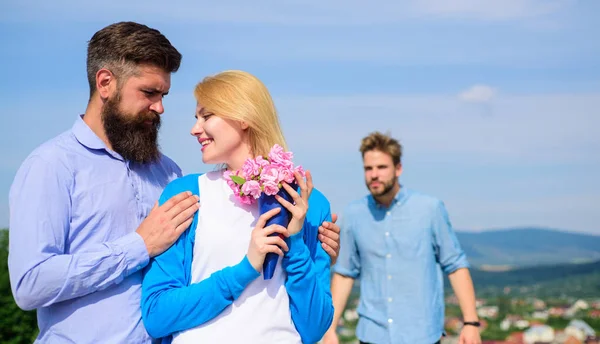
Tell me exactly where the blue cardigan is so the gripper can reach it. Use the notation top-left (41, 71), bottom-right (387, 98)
top-left (141, 174), bottom-right (334, 343)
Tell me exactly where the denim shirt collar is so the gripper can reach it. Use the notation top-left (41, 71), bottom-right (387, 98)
top-left (368, 185), bottom-right (408, 210)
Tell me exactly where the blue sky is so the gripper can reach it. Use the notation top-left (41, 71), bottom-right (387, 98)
top-left (1, 1), bottom-right (599, 234)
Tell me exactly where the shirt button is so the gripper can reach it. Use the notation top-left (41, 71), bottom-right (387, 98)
top-left (388, 297), bottom-right (393, 302)
top-left (388, 318), bottom-right (393, 324)
top-left (387, 275), bottom-right (392, 280)
top-left (386, 253), bottom-right (391, 259)
top-left (386, 211), bottom-right (391, 216)
top-left (385, 232), bottom-right (390, 237)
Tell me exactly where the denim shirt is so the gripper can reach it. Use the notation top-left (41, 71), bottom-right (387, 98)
top-left (333, 187), bottom-right (469, 344)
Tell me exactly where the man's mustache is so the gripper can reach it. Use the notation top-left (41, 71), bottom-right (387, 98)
top-left (136, 112), bottom-right (160, 125)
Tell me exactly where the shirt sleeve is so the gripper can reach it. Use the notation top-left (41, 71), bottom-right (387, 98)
top-left (282, 191), bottom-right (334, 344)
top-left (432, 200), bottom-right (470, 274)
top-left (141, 177), bottom-right (260, 339)
top-left (331, 209), bottom-right (361, 279)
top-left (8, 154), bottom-right (149, 311)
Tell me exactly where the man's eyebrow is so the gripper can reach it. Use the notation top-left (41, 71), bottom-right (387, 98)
top-left (143, 87), bottom-right (169, 96)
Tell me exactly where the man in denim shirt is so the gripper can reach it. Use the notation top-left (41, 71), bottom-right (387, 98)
top-left (323, 132), bottom-right (481, 344)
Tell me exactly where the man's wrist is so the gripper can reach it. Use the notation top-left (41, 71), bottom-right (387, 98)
top-left (463, 320), bottom-right (481, 327)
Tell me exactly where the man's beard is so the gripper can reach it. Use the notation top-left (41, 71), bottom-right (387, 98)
top-left (102, 94), bottom-right (161, 164)
top-left (366, 177), bottom-right (397, 197)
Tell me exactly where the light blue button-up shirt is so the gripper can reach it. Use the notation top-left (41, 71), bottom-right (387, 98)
top-left (8, 116), bottom-right (181, 343)
top-left (333, 187), bottom-right (469, 344)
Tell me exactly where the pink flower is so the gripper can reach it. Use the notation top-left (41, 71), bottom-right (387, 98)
top-left (223, 145), bottom-right (303, 205)
top-left (268, 144), bottom-right (294, 169)
top-left (255, 155), bottom-right (270, 168)
top-left (238, 195), bottom-right (254, 205)
top-left (223, 170), bottom-right (242, 196)
top-left (262, 181), bottom-right (280, 196)
top-left (260, 165), bottom-right (280, 184)
top-left (241, 180), bottom-right (261, 199)
top-left (276, 164), bottom-right (295, 184)
top-left (242, 158), bottom-right (261, 179)
top-left (223, 170), bottom-right (237, 187)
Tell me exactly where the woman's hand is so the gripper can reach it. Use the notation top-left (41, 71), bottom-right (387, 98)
top-left (276, 170), bottom-right (313, 236)
top-left (246, 207), bottom-right (290, 272)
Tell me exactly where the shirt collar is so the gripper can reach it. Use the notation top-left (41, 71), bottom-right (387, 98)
top-left (72, 115), bottom-right (126, 161)
top-left (368, 185), bottom-right (408, 209)
top-left (72, 115), bottom-right (108, 150)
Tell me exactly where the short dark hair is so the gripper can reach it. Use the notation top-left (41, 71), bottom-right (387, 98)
top-left (359, 131), bottom-right (403, 165)
top-left (86, 21), bottom-right (182, 97)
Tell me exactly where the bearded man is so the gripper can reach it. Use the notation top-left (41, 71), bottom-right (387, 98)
top-left (322, 132), bottom-right (482, 344)
top-left (7, 21), bottom-right (200, 344)
top-left (8, 21), bottom-right (342, 344)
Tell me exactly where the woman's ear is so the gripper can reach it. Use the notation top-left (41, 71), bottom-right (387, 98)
top-left (240, 121), bottom-right (249, 130)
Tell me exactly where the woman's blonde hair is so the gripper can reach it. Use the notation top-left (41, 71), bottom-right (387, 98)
top-left (194, 70), bottom-right (287, 157)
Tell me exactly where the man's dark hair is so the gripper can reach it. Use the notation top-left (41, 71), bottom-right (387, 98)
top-left (86, 21), bottom-right (182, 98)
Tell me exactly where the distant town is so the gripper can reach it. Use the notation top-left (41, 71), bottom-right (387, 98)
top-left (2, 228), bottom-right (600, 343)
top-left (335, 293), bottom-right (600, 344)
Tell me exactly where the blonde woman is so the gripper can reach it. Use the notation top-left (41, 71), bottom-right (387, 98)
top-left (141, 71), bottom-right (334, 343)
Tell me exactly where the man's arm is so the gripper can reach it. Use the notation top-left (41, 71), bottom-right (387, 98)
top-left (8, 155), bottom-right (198, 310)
top-left (448, 268), bottom-right (478, 322)
top-left (322, 273), bottom-right (355, 343)
top-left (449, 268), bottom-right (481, 344)
top-left (433, 200), bottom-right (481, 344)
top-left (322, 209), bottom-right (360, 344)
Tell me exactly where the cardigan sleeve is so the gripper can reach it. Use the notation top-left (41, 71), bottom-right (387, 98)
top-left (282, 188), bottom-right (334, 343)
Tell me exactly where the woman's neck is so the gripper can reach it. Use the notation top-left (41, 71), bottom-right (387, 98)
top-left (226, 146), bottom-right (253, 171)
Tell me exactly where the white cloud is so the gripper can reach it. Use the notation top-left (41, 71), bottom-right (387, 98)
top-left (459, 84), bottom-right (497, 103)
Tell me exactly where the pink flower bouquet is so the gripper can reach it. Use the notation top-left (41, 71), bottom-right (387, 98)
top-left (224, 144), bottom-right (305, 279)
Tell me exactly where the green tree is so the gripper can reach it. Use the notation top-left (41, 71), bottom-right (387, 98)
top-left (0, 229), bottom-right (38, 343)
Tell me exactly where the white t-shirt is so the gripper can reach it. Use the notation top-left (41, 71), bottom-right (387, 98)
top-left (172, 171), bottom-right (301, 344)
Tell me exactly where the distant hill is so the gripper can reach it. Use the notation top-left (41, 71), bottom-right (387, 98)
top-left (453, 260), bottom-right (600, 298)
top-left (470, 260), bottom-right (600, 288)
top-left (455, 227), bottom-right (600, 268)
